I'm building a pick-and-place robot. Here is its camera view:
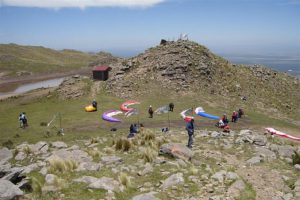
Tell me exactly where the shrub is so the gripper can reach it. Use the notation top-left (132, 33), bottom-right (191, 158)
top-left (115, 138), bottom-right (131, 152)
top-left (40, 122), bottom-right (47, 126)
top-left (48, 157), bottom-right (78, 173)
top-left (119, 172), bottom-right (131, 188)
top-left (115, 138), bottom-right (123, 151)
top-left (122, 139), bottom-right (131, 152)
top-left (141, 147), bottom-right (157, 163)
top-left (90, 137), bottom-right (99, 144)
top-left (190, 165), bottom-right (199, 175)
top-left (144, 132), bottom-right (155, 141)
top-left (2, 140), bottom-right (13, 149)
top-left (30, 177), bottom-right (43, 196)
top-left (23, 145), bottom-right (32, 155)
top-left (292, 152), bottom-right (300, 165)
top-left (87, 149), bottom-right (101, 159)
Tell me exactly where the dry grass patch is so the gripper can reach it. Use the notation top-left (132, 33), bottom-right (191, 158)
top-left (140, 147), bottom-right (157, 163)
top-left (119, 172), bottom-right (131, 188)
top-left (30, 177), bottom-right (43, 196)
top-left (114, 137), bottom-right (132, 152)
top-left (48, 157), bottom-right (78, 173)
top-left (87, 148), bottom-right (101, 159)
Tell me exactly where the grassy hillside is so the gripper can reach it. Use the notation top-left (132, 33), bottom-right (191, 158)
top-left (0, 43), bottom-right (118, 77)
top-left (1, 79), bottom-right (300, 200)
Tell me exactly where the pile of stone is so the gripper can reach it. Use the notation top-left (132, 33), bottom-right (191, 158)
top-left (56, 75), bottom-right (89, 99)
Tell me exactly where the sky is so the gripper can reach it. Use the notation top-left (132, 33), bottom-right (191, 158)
top-left (0, 0), bottom-right (300, 59)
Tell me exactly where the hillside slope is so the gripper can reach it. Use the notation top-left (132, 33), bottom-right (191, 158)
top-left (0, 43), bottom-right (119, 77)
top-left (106, 39), bottom-right (300, 121)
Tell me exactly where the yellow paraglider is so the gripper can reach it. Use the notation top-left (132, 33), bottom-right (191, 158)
top-left (85, 105), bottom-right (97, 112)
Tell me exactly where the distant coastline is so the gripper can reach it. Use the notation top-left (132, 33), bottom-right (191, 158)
top-left (221, 54), bottom-right (300, 77)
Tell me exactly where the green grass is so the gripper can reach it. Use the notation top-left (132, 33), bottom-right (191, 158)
top-left (1, 80), bottom-right (300, 200)
top-left (0, 43), bottom-right (117, 77)
top-left (238, 181), bottom-right (256, 200)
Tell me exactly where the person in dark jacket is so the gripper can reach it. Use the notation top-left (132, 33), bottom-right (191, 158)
top-left (148, 105), bottom-right (153, 118)
top-left (19, 112), bottom-right (28, 128)
top-left (238, 108), bottom-right (244, 118)
top-left (186, 119), bottom-right (194, 148)
top-left (169, 103), bottom-right (174, 112)
top-left (92, 100), bottom-right (97, 110)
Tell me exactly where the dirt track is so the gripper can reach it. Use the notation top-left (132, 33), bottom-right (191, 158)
top-left (72, 117), bottom-right (254, 133)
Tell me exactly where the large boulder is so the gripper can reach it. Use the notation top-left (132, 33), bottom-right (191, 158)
top-left (0, 180), bottom-right (23, 200)
top-left (73, 176), bottom-right (99, 184)
top-left (132, 192), bottom-right (160, 200)
top-left (0, 148), bottom-right (13, 165)
top-left (277, 145), bottom-right (295, 158)
top-left (101, 156), bottom-right (123, 166)
top-left (159, 143), bottom-right (193, 161)
top-left (235, 130), bottom-right (267, 146)
top-left (255, 147), bottom-right (277, 161)
top-left (47, 149), bottom-right (92, 163)
top-left (51, 141), bottom-right (68, 149)
top-left (88, 177), bottom-right (124, 192)
top-left (227, 180), bottom-right (246, 199)
top-left (160, 173), bottom-right (184, 190)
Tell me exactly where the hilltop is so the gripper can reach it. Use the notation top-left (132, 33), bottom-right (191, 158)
top-left (106, 39), bottom-right (300, 122)
top-left (0, 43), bottom-right (119, 78)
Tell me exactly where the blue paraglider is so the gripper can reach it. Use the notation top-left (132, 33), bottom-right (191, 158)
top-left (195, 107), bottom-right (219, 120)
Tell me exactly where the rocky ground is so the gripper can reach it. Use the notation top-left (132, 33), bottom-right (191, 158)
top-left (1, 128), bottom-right (300, 200)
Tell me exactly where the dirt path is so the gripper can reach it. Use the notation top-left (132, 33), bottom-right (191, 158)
top-left (72, 117), bottom-right (254, 132)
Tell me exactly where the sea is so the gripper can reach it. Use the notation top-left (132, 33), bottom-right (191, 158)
top-left (221, 54), bottom-right (300, 78)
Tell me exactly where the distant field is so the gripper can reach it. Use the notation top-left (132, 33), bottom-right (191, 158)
top-left (0, 43), bottom-right (115, 77)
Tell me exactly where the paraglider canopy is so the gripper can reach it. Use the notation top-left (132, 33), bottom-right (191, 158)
top-left (180, 108), bottom-right (194, 122)
top-left (120, 100), bottom-right (140, 113)
top-left (102, 110), bottom-right (123, 123)
top-left (195, 107), bottom-right (219, 120)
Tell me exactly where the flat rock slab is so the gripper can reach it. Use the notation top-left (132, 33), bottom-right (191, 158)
top-left (132, 192), bottom-right (160, 200)
top-left (0, 148), bottom-right (12, 165)
top-left (255, 147), bottom-right (276, 161)
top-left (47, 149), bottom-right (92, 163)
top-left (159, 143), bottom-right (193, 161)
top-left (51, 141), bottom-right (68, 149)
top-left (101, 156), bottom-right (123, 165)
top-left (160, 173), bottom-right (184, 190)
top-left (88, 177), bottom-right (124, 192)
top-left (0, 180), bottom-right (23, 200)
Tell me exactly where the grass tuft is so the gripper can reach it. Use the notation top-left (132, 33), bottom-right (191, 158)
top-left (48, 157), bottom-right (78, 173)
top-left (292, 152), bottom-right (300, 165)
top-left (87, 148), bottom-right (101, 160)
top-left (119, 172), bottom-right (131, 188)
top-left (23, 145), bottom-right (32, 155)
top-left (2, 139), bottom-right (14, 149)
top-left (30, 177), bottom-right (43, 196)
top-left (140, 147), bottom-right (157, 163)
top-left (115, 137), bottom-right (132, 152)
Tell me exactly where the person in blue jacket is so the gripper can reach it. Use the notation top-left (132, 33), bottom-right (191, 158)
top-left (186, 119), bottom-right (194, 149)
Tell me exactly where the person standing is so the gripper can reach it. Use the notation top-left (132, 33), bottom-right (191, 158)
top-left (148, 105), bottom-right (154, 118)
top-left (231, 111), bottom-right (238, 122)
top-left (19, 112), bottom-right (28, 128)
top-left (186, 119), bottom-right (194, 148)
top-left (169, 103), bottom-right (174, 112)
top-left (92, 99), bottom-right (98, 110)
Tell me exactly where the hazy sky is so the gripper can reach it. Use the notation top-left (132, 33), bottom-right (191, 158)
top-left (0, 0), bottom-right (299, 57)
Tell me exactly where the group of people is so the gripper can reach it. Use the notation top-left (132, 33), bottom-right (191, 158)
top-left (127, 123), bottom-right (144, 138)
top-left (216, 108), bottom-right (244, 132)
